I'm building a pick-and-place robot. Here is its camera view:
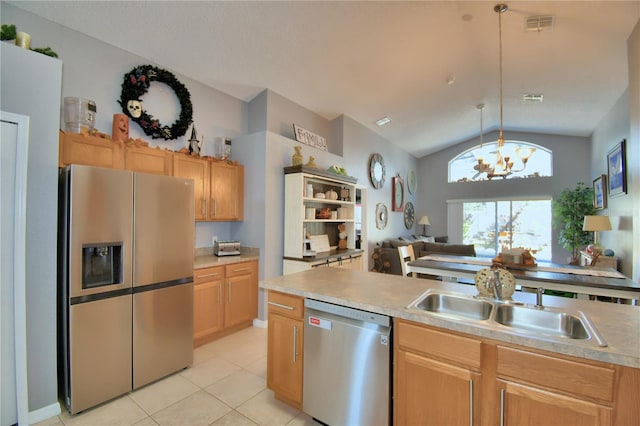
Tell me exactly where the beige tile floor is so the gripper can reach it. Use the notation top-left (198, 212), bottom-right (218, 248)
top-left (38, 327), bottom-right (318, 426)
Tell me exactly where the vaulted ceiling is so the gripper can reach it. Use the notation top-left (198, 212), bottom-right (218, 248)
top-left (9, 1), bottom-right (640, 157)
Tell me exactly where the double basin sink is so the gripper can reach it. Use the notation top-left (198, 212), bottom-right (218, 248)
top-left (408, 290), bottom-right (607, 347)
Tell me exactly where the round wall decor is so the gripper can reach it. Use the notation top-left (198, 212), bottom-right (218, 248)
top-left (407, 169), bottom-right (417, 194)
top-left (119, 65), bottom-right (193, 140)
top-left (404, 201), bottom-right (415, 229)
top-left (369, 153), bottom-right (386, 189)
top-left (375, 203), bottom-right (388, 230)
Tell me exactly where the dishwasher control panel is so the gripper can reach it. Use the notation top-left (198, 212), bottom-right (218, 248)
top-left (305, 299), bottom-right (391, 327)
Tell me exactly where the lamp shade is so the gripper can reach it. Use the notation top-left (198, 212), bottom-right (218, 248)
top-left (583, 215), bottom-right (611, 231)
top-left (418, 216), bottom-right (431, 226)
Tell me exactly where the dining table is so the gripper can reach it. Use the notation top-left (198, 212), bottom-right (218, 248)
top-left (408, 254), bottom-right (640, 303)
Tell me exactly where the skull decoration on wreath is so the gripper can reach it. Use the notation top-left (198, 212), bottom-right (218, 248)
top-left (118, 65), bottom-right (193, 140)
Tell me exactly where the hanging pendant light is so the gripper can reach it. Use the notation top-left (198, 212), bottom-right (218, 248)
top-left (472, 4), bottom-right (535, 180)
top-left (490, 3), bottom-right (509, 178)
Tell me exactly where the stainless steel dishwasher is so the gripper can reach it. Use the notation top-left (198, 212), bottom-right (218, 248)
top-left (303, 299), bottom-right (391, 426)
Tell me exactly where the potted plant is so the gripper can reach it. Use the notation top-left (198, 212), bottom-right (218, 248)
top-left (1, 24), bottom-right (17, 42)
top-left (552, 182), bottom-right (595, 264)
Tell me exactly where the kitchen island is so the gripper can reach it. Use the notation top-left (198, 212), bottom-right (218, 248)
top-left (261, 268), bottom-right (640, 425)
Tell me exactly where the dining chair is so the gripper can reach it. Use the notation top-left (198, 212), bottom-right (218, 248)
top-left (398, 245), bottom-right (416, 278)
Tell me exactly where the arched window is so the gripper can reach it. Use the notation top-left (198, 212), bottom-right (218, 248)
top-left (448, 141), bottom-right (552, 183)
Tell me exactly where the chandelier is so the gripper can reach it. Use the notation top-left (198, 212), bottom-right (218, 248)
top-left (473, 4), bottom-right (536, 180)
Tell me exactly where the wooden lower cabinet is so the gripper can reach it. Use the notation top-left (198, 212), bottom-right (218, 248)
top-left (396, 350), bottom-right (480, 425)
top-left (193, 260), bottom-right (257, 347)
top-left (266, 291), bottom-right (304, 409)
top-left (497, 380), bottom-right (611, 425)
top-left (194, 266), bottom-right (225, 346)
top-left (224, 261), bottom-right (258, 328)
top-left (395, 320), bottom-right (482, 426)
top-left (394, 319), bottom-right (639, 425)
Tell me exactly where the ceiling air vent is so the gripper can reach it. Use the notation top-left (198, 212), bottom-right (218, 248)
top-left (525, 15), bottom-right (554, 32)
top-left (523, 94), bottom-right (544, 102)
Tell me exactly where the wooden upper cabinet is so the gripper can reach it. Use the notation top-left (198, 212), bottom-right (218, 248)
top-left (124, 146), bottom-right (172, 175)
top-left (210, 162), bottom-right (244, 221)
top-left (59, 131), bottom-right (122, 169)
top-left (172, 155), bottom-right (209, 221)
top-left (60, 132), bottom-right (244, 222)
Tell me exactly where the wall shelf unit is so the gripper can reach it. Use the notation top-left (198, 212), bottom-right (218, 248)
top-left (283, 166), bottom-right (363, 273)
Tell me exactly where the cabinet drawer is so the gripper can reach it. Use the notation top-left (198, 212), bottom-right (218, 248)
top-left (497, 345), bottom-right (615, 402)
top-left (194, 266), bottom-right (224, 283)
top-left (268, 291), bottom-right (304, 320)
top-left (396, 320), bottom-right (481, 370)
top-left (225, 261), bottom-right (255, 278)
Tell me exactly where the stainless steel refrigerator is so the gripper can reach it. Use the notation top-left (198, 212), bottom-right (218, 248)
top-left (58, 165), bottom-right (194, 414)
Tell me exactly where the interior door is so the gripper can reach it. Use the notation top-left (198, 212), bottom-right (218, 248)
top-left (1, 112), bottom-right (30, 426)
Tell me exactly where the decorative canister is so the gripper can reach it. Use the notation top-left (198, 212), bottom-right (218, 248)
top-left (64, 97), bottom-right (97, 134)
top-left (15, 31), bottom-right (31, 49)
top-left (306, 184), bottom-right (314, 198)
top-left (305, 208), bottom-right (316, 220)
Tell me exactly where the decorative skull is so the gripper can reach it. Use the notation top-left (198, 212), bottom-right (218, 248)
top-left (126, 100), bottom-right (142, 118)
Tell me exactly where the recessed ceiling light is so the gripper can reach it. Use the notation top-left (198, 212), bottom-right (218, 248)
top-left (375, 116), bottom-right (391, 126)
top-left (523, 94), bottom-right (544, 102)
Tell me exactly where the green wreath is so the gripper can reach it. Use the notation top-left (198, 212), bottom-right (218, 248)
top-left (118, 65), bottom-right (193, 140)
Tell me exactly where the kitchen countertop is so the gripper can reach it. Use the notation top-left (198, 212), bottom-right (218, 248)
top-left (194, 247), bottom-right (260, 269)
top-left (260, 268), bottom-right (640, 368)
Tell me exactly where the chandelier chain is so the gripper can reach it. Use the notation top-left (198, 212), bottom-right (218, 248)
top-left (498, 5), bottom-right (505, 147)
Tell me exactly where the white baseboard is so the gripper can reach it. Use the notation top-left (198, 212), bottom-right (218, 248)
top-left (29, 401), bottom-right (61, 425)
top-left (252, 318), bottom-right (268, 328)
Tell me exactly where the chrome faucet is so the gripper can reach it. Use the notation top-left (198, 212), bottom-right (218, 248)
top-left (491, 269), bottom-right (504, 301)
top-left (535, 287), bottom-right (545, 308)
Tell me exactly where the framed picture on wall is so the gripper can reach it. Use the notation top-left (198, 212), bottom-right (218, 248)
top-left (607, 139), bottom-right (627, 197)
top-left (593, 174), bottom-right (606, 210)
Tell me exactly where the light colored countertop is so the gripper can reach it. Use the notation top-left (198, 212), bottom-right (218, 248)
top-left (194, 247), bottom-right (260, 269)
top-left (260, 268), bottom-right (640, 368)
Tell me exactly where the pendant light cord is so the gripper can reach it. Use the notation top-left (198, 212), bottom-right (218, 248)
top-left (496, 4), bottom-right (507, 147)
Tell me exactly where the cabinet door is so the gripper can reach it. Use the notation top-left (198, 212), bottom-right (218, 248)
top-left (210, 163), bottom-right (243, 221)
top-left (267, 313), bottom-right (303, 406)
top-left (224, 262), bottom-right (257, 328)
top-left (193, 280), bottom-right (224, 346)
top-left (194, 267), bottom-right (225, 347)
top-left (124, 146), bottom-right (171, 175)
top-left (395, 349), bottom-right (480, 426)
top-left (497, 380), bottom-right (612, 426)
top-left (173, 155), bottom-right (208, 221)
top-left (60, 132), bottom-right (122, 169)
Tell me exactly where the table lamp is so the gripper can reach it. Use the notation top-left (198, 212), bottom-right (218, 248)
top-left (582, 215), bottom-right (611, 256)
top-left (418, 215), bottom-right (431, 236)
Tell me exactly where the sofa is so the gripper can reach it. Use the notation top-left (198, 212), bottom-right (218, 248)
top-left (371, 236), bottom-right (476, 276)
